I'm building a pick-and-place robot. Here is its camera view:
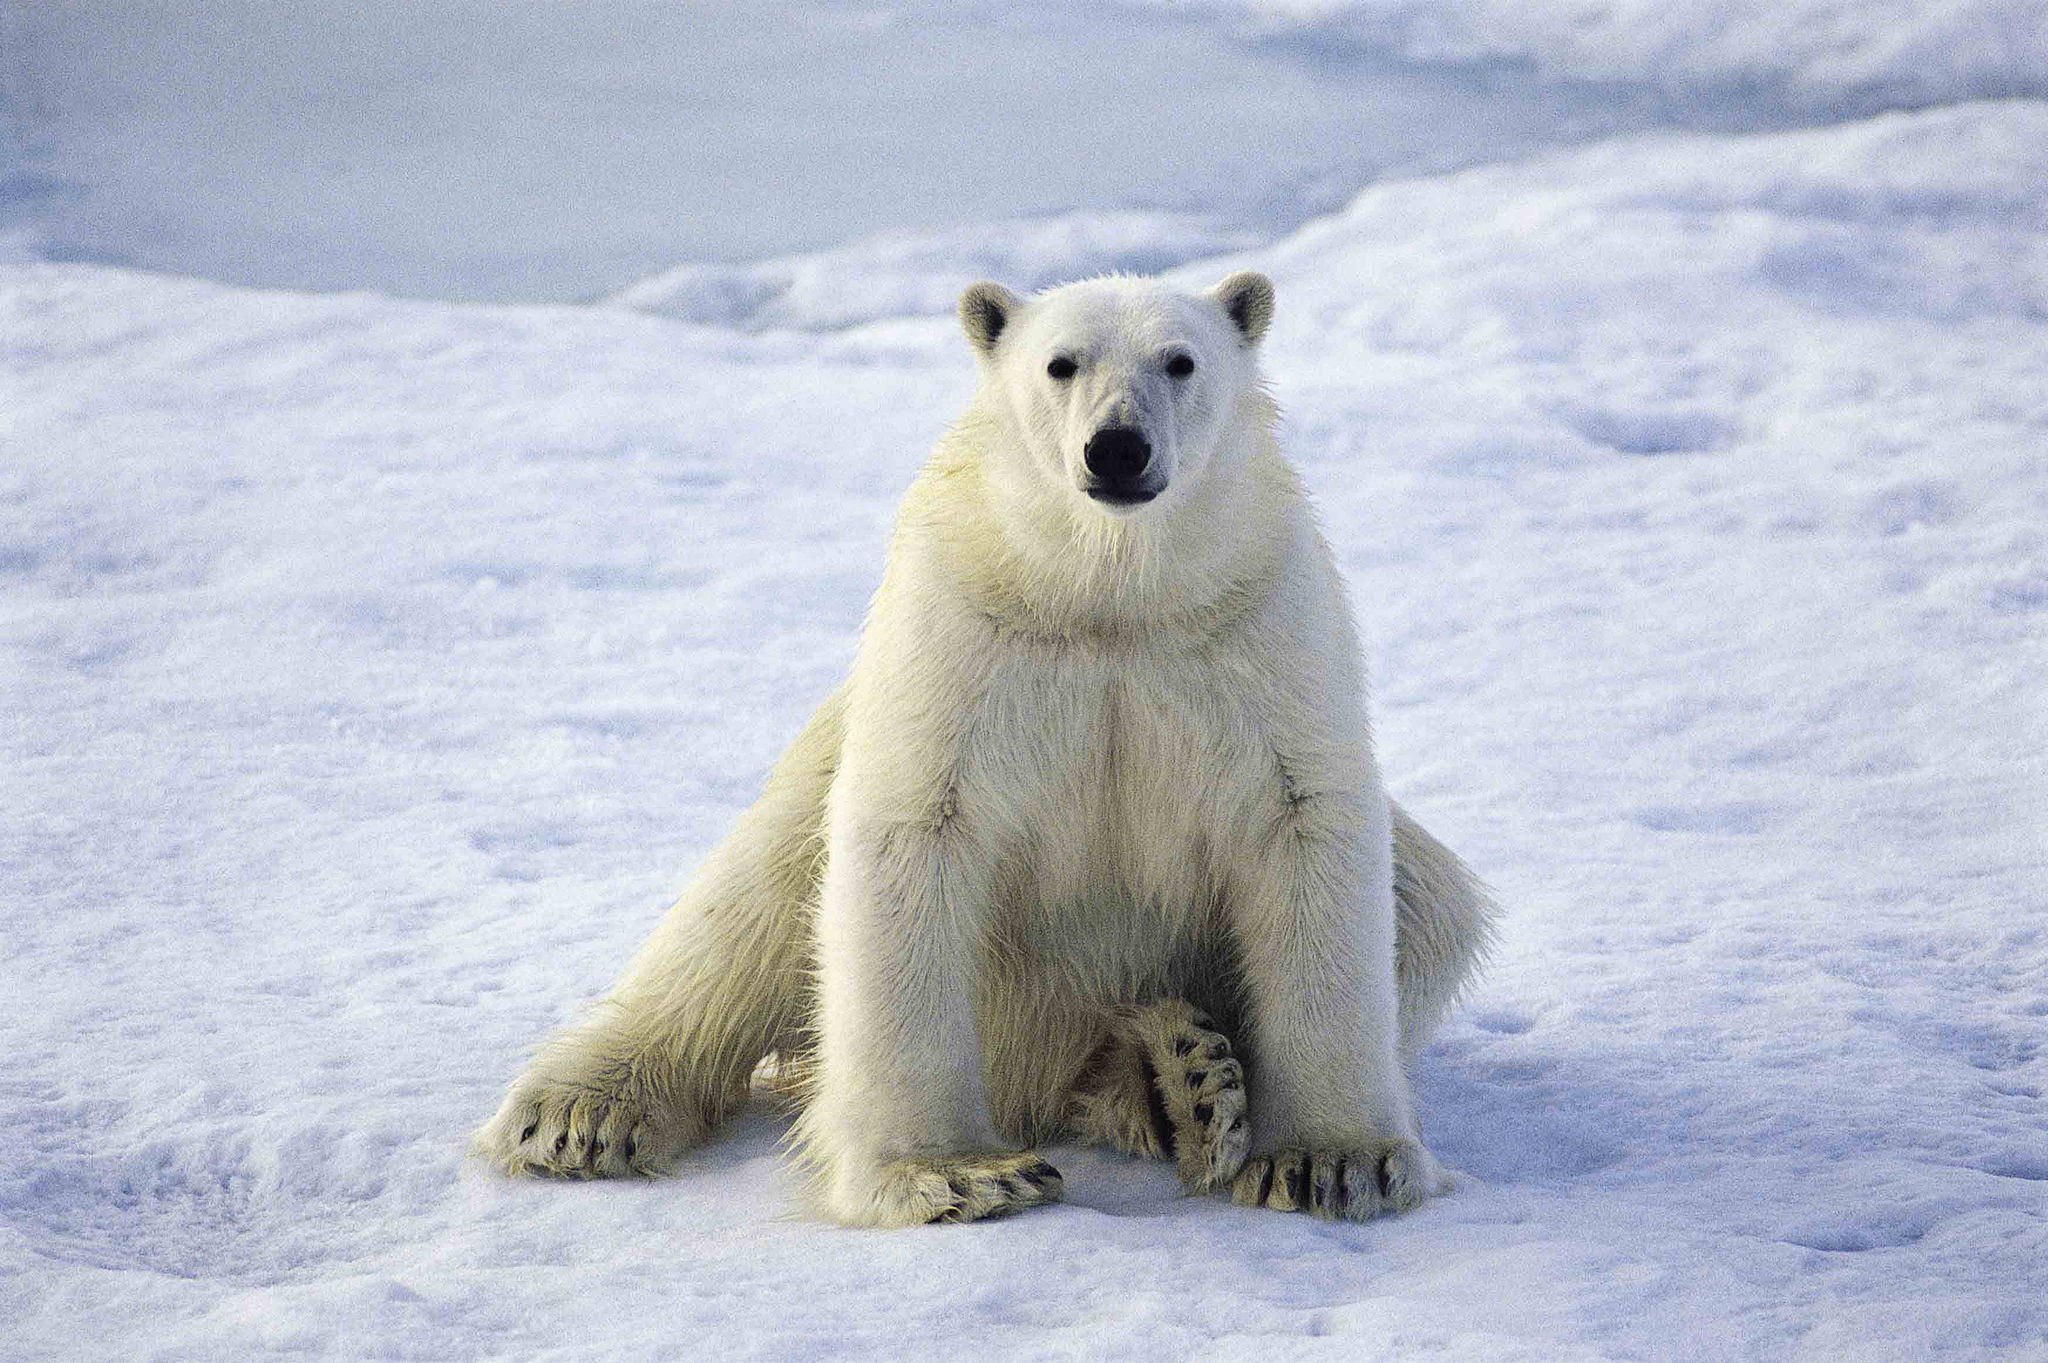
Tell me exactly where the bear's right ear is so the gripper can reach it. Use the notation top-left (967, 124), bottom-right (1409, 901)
top-left (1209, 270), bottom-right (1275, 347)
top-left (959, 282), bottom-right (1023, 357)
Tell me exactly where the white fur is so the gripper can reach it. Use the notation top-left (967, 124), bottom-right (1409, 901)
top-left (474, 272), bottom-right (1499, 1227)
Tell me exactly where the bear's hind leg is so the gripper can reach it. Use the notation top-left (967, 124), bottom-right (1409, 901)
top-left (473, 686), bottom-right (844, 1178)
top-left (1065, 999), bottom-right (1251, 1193)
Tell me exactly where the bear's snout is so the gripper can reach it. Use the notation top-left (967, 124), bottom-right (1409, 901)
top-left (1082, 426), bottom-right (1158, 505)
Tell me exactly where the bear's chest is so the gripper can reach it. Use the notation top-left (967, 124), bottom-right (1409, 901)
top-left (958, 638), bottom-right (1281, 903)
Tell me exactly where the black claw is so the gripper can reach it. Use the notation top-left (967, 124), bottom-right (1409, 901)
top-left (1140, 1058), bottom-right (1178, 1158)
top-left (1193, 1101), bottom-right (1213, 1126)
top-left (1284, 1161), bottom-right (1307, 1209)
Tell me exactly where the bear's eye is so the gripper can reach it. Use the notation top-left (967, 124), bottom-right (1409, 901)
top-left (1047, 356), bottom-right (1078, 381)
top-left (1165, 354), bottom-right (1195, 379)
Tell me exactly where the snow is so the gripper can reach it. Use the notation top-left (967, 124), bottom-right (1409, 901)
top-left (1166, 0), bottom-right (2048, 109)
top-left (3, 1), bottom-right (1881, 305)
top-left (5, 4), bottom-right (2047, 1361)
top-left (607, 212), bottom-right (1267, 331)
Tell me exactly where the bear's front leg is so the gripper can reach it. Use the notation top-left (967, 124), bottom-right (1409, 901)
top-left (1228, 787), bottom-right (1448, 1222)
top-left (796, 802), bottom-right (1061, 1227)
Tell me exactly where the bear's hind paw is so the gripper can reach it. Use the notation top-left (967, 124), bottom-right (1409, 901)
top-left (474, 1080), bottom-right (667, 1179)
top-left (1154, 1016), bottom-right (1252, 1193)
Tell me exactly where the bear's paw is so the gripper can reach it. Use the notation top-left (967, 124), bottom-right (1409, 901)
top-left (836, 1152), bottom-right (1064, 1226)
top-left (473, 1075), bottom-right (670, 1179)
top-left (1229, 1139), bottom-right (1448, 1222)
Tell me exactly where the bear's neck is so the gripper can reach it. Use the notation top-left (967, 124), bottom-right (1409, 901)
top-left (907, 399), bottom-right (1302, 646)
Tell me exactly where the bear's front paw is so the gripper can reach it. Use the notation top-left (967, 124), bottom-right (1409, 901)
top-left (835, 1152), bottom-right (1064, 1226)
top-left (473, 1076), bottom-right (669, 1179)
top-left (1229, 1139), bottom-right (1446, 1222)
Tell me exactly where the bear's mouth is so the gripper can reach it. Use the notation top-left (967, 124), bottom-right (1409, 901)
top-left (1084, 484), bottom-right (1160, 507)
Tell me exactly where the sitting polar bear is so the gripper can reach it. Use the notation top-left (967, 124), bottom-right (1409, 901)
top-left (475, 271), bottom-right (1499, 1226)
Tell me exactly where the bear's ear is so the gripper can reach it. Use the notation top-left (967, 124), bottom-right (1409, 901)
top-left (1209, 271), bottom-right (1275, 347)
top-left (959, 281), bottom-right (1023, 357)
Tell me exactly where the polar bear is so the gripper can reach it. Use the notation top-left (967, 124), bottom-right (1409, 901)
top-left (474, 271), bottom-right (1498, 1226)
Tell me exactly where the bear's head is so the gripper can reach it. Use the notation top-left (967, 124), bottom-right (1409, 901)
top-left (957, 272), bottom-right (1274, 520)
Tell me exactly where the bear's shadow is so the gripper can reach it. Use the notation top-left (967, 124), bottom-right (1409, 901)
top-left (671, 1090), bottom-right (1196, 1220)
top-left (665, 1025), bottom-right (1639, 1219)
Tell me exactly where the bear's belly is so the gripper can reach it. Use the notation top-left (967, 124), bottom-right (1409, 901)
top-left (961, 640), bottom-right (1275, 1003)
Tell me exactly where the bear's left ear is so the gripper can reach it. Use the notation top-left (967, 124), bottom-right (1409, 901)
top-left (959, 281), bottom-right (1023, 357)
top-left (1208, 271), bottom-right (1274, 347)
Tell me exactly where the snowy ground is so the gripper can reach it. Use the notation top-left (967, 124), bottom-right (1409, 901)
top-left (5, 5), bottom-right (2047, 1361)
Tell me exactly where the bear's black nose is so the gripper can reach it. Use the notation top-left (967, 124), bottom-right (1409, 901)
top-left (1083, 427), bottom-right (1152, 486)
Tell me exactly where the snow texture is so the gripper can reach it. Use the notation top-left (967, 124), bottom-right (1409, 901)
top-left (5, 5), bottom-right (2047, 1361)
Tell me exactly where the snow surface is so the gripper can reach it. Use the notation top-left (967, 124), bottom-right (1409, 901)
top-left (6, 5), bottom-right (2048, 1361)
top-left (0, 1), bottom-right (1894, 305)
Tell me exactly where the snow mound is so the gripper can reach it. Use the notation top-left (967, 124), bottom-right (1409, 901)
top-left (607, 212), bottom-right (1263, 332)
